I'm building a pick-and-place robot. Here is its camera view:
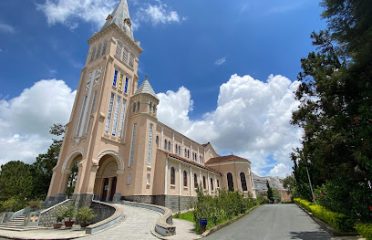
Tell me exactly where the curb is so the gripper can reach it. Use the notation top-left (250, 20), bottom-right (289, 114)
top-left (295, 204), bottom-right (359, 237)
top-left (201, 205), bottom-right (261, 237)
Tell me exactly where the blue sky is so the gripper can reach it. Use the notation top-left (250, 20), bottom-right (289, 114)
top-left (0, 0), bottom-right (325, 176)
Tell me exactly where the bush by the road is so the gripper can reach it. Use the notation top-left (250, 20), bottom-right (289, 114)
top-left (355, 223), bottom-right (372, 240)
top-left (294, 198), bottom-right (354, 232)
top-left (193, 189), bottom-right (259, 233)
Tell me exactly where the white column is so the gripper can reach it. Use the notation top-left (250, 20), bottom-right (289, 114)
top-left (207, 172), bottom-right (211, 195)
top-left (189, 166), bottom-right (193, 196)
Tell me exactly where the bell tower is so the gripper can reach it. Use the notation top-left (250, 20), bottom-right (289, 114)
top-left (47, 0), bottom-right (143, 205)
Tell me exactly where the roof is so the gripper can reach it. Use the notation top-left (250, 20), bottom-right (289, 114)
top-left (135, 79), bottom-right (158, 98)
top-left (159, 150), bottom-right (221, 175)
top-left (206, 155), bottom-right (251, 165)
top-left (101, 0), bottom-right (133, 39)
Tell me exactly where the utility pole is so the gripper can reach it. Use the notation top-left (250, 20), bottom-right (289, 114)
top-left (305, 160), bottom-right (315, 201)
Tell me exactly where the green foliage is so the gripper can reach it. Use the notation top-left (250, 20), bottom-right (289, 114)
top-left (63, 205), bottom-right (76, 221)
top-left (291, 0), bottom-right (372, 221)
top-left (294, 198), bottom-right (354, 232)
top-left (174, 211), bottom-right (194, 223)
top-left (193, 188), bottom-right (259, 233)
top-left (355, 223), bottom-right (372, 240)
top-left (55, 207), bottom-right (66, 223)
top-left (32, 124), bottom-right (65, 199)
top-left (76, 207), bottom-right (96, 227)
top-left (0, 197), bottom-right (26, 212)
top-left (0, 161), bottom-right (34, 200)
top-left (28, 200), bottom-right (42, 210)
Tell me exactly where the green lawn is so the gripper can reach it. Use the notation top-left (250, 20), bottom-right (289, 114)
top-left (174, 211), bottom-right (195, 223)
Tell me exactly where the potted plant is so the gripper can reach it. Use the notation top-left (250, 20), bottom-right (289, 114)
top-left (199, 218), bottom-right (208, 232)
top-left (76, 207), bottom-right (96, 228)
top-left (63, 205), bottom-right (76, 228)
top-left (53, 208), bottom-right (65, 229)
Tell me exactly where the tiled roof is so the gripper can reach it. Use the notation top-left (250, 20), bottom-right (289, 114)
top-left (135, 79), bottom-right (158, 98)
top-left (159, 150), bottom-right (221, 175)
top-left (206, 155), bottom-right (251, 165)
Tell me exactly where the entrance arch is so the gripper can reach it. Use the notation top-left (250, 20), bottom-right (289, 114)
top-left (63, 153), bottom-right (83, 198)
top-left (93, 154), bottom-right (119, 202)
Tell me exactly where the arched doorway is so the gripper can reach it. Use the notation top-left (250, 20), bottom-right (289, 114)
top-left (93, 155), bottom-right (118, 202)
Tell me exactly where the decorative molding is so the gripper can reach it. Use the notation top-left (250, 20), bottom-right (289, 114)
top-left (96, 149), bottom-right (125, 171)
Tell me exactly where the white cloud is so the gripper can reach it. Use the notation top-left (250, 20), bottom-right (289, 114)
top-left (37, 0), bottom-right (117, 29)
top-left (0, 80), bottom-right (76, 165)
top-left (215, 57), bottom-right (226, 66)
top-left (157, 74), bottom-right (302, 177)
top-left (38, 0), bottom-right (184, 30)
top-left (135, 2), bottom-right (183, 26)
top-left (0, 22), bottom-right (15, 34)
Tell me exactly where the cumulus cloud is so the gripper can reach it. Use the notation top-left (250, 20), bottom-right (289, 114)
top-left (37, 0), bottom-right (117, 29)
top-left (134, 1), bottom-right (184, 28)
top-left (0, 80), bottom-right (76, 165)
top-left (215, 57), bottom-right (226, 66)
top-left (38, 0), bottom-right (184, 30)
top-left (157, 74), bottom-right (302, 177)
top-left (0, 22), bottom-right (15, 34)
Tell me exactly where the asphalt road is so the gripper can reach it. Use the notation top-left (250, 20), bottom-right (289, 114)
top-left (203, 204), bottom-right (331, 240)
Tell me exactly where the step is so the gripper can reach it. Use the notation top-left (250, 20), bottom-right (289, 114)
top-left (0, 225), bottom-right (40, 232)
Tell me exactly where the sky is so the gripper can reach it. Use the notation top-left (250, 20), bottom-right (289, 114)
top-left (0, 0), bottom-right (325, 177)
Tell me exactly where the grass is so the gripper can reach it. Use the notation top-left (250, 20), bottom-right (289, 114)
top-left (174, 211), bottom-right (195, 223)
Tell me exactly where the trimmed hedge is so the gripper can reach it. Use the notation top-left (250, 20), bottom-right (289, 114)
top-left (294, 198), bottom-right (354, 232)
top-left (355, 223), bottom-right (372, 240)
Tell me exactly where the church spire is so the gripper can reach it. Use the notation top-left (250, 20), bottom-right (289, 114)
top-left (102, 0), bottom-right (133, 39)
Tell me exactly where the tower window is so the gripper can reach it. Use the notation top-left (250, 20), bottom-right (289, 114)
top-left (124, 77), bottom-right (129, 94)
top-left (105, 93), bottom-right (115, 134)
top-left (113, 69), bottom-right (118, 87)
top-left (136, 101), bottom-right (140, 112)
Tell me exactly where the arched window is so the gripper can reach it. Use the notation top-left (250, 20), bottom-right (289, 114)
top-left (203, 176), bottom-right (206, 189)
top-left (217, 179), bottom-right (220, 188)
top-left (170, 167), bottom-right (175, 185)
top-left (183, 171), bottom-right (188, 187)
top-left (136, 101), bottom-right (140, 112)
top-left (164, 139), bottom-right (167, 150)
top-left (156, 136), bottom-right (159, 146)
top-left (168, 142), bottom-right (171, 151)
top-left (132, 102), bottom-right (136, 112)
top-left (227, 173), bottom-right (234, 191)
top-left (240, 172), bottom-right (248, 191)
top-left (194, 174), bottom-right (198, 188)
top-left (210, 178), bottom-right (214, 191)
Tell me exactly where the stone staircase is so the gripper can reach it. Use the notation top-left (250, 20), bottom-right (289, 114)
top-left (0, 215), bottom-right (39, 231)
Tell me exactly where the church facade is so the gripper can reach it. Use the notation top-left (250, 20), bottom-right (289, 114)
top-left (47, 0), bottom-right (255, 211)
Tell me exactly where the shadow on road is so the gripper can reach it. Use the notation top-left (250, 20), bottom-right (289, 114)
top-left (290, 231), bottom-right (331, 240)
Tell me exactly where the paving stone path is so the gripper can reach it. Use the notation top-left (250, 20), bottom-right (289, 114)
top-left (80, 204), bottom-right (159, 240)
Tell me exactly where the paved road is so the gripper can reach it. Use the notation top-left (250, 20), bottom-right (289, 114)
top-left (203, 204), bottom-right (331, 240)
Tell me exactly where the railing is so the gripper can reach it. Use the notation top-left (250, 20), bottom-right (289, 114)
top-left (37, 199), bottom-right (72, 227)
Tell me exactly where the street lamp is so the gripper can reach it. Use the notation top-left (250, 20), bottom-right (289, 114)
top-left (305, 159), bottom-right (315, 202)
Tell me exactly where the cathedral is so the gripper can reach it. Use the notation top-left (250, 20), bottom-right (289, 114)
top-left (47, 0), bottom-right (255, 211)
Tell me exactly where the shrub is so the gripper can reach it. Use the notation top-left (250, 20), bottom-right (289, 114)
top-left (294, 198), bottom-right (354, 232)
top-left (76, 207), bottom-right (96, 227)
top-left (28, 200), bottom-right (42, 210)
top-left (355, 223), bottom-right (372, 240)
top-left (63, 205), bottom-right (76, 221)
top-left (55, 207), bottom-right (66, 223)
top-left (1, 197), bottom-right (26, 212)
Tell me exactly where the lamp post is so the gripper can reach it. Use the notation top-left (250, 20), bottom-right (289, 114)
top-left (305, 160), bottom-right (315, 202)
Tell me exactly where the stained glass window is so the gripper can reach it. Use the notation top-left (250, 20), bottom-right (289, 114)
top-left (113, 69), bottom-right (118, 87)
top-left (105, 93), bottom-right (115, 133)
top-left (124, 77), bottom-right (129, 94)
top-left (111, 96), bottom-right (121, 136)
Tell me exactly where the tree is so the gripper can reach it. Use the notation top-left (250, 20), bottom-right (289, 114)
top-left (32, 124), bottom-right (65, 199)
top-left (0, 161), bottom-right (33, 200)
top-left (266, 180), bottom-right (274, 203)
top-left (282, 175), bottom-right (297, 196)
top-left (291, 0), bottom-right (372, 220)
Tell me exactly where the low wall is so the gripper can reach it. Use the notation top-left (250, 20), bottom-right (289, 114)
top-left (0, 212), bottom-right (13, 224)
top-left (122, 195), bottom-right (196, 212)
top-left (90, 201), bottom-right (116, 224)
top-left (122, 201), bottom-right (175, 236)
top-left (38, 199), bottom-right (72, 227)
